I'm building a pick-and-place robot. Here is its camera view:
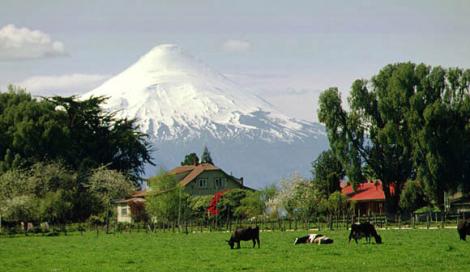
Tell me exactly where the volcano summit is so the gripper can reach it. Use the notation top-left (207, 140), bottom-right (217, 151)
top-left (85, 44), bottom-right (328, 187)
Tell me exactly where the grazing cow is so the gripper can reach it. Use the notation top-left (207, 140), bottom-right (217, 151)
top-left (226, 226), bottom-right (260, 249)
top-left (349, 222), bottom-right (382, 244)
top-left (294, 234), bottom-right (333, 245)
top-left (457, 220), bottom-right (470, 241)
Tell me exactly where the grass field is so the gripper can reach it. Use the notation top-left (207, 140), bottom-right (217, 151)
top-left (1, 228), bottom-right (469, 271)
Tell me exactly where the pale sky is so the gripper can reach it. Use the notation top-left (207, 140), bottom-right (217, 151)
top-left (1, 0), bottom-right (469, 121)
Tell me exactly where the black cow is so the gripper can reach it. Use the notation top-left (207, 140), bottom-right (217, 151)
top-left (226, 226), bottom-right (260, 249)
top-left (349, 222), bottom-right (382, 244)
top-left (457, 220), bottom-right (470, 241)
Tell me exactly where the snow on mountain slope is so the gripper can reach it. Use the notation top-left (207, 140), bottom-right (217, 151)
top-left (85, 44), bottom-right (324, 142)
top-left (84, 44), bottom-right (328, 186)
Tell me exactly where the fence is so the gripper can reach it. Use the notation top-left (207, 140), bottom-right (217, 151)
top-left (0, 212), bottom-right (467, 237)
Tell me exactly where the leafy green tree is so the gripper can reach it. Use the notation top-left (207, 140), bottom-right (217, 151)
top-left (0, 88), bottom-right (153, 185)
top-left (200, 146), bottom-right (214, 164)
top-left (28, 162), bottom-right (77, 198)
top-left (0, 163), bottom-right (77, 228)
top-left (399, 180), bottom-right (428, 212)
top-left (269, 174), bottom-right (321, 220)
top-left (146, 171), bottom-right (190, 225)
top-left (0, 86), bottom-right (69, 172)
top-left (217, 189), bottom-right (248, 220)
top-left (319, 191), bottom-right (349, 216)
top-left (312, 150), bottom-right (345, 198)
top-left (318, 63), bottom-right (425, 213)
top-left (0, 169), bottom-right (30, 204)
top-left (408, 67), bottom-right (470, 205)
top-left (189, 195), bottom-right (213, 220)
top-left (0, 169), bottom-right (34, 227)
top-left (38, 191), bottom-right (74, 230)
top-left (88, 168), bottom-right (135, 233)
top-left (258, 184), bottom-right (278, 218)
top-left (181, 153), bottom-right (199, 166)
top-left (319, 63), bottom-right (470, 211)
top-left (235, 191), bottom-right (265, 219)
top-left (28, 162), bottom-right (77, 227)
top-left (48, 95), bottom-right (154, 183)
top-left (2, 195), bottom-right (39, 227)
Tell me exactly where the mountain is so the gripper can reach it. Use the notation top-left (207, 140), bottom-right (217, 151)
top-left (84, 44), bottom-right (328, 187)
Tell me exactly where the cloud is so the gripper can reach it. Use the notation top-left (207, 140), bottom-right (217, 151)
top-left (222, 39), bottom-right (251, 52)
top-left (0, 24), bottom-right (66, 61)
top-left (16, 74), bottom-right (110, 96)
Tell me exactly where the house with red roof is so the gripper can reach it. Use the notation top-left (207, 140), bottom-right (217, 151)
top-left (341, 180), bottom-right (394, 216)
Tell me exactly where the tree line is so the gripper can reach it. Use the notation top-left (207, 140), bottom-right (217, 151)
top-left (0, 86), bottom-right (153, 228)
top-left (318, 63), bottom-right (470, 213)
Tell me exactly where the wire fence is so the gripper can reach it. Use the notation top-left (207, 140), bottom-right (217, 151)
top-left (1, 212), bottom-right (467, 238)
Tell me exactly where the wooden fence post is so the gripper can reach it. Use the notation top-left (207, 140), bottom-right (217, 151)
top-left (426, 213), bottom-right (430, 229)
top-left (440, 213), bottom-right (444, 229)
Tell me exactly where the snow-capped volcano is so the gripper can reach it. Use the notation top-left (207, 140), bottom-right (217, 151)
top-left (85, 44), bottom-right (327, 186)
top-left (86, 44), bottom-right (322, 142)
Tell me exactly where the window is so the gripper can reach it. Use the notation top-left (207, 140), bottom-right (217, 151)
top-left (198, 178), bottom-right (208, 188)
top-left (121, 207), bottom-right (128, 216)
top-left (215, 178), bottom-right (224, 188)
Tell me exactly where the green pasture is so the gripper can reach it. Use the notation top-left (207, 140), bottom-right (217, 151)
top-left (0, 229), bottom-right (469, 271)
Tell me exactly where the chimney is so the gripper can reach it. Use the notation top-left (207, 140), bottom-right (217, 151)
top-left (240, 177), bottom-right (244, 185)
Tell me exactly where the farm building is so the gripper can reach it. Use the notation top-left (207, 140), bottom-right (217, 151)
top-left (447, 191), bottom-right (470, 213)
top-left (341, 180), bottom-right (395, 216)
top-left (115, 191), bottom-right (146, 223)
top-left (168, 163), bottom-right (250, 196)
top-left (115, 163), bottom-right (250, 223)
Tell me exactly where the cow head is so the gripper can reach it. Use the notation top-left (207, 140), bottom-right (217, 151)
top-left (374, 235), bottom-right (382, 244)
top-left (226, 239), bottom-right (235, 249)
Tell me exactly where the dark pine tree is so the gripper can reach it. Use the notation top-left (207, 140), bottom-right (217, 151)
top-left (200, 146), bottom-right (213, 164)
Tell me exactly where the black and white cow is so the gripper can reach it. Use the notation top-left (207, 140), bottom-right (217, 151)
top-left (294, 234), bottom-right (333, 245)
top-left (226, 226), bottom-right (260, 249)
top-left (349, 222), bottom-right (382, 244)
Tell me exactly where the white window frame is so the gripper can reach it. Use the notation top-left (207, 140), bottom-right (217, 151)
top-left (121, 207), bottom-right (128, 216)
top-left (215, 178), bottom-right (224, 188)
top-left (198, 178), bottom-right (208, 188)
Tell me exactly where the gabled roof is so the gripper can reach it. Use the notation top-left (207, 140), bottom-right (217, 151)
top-left (122, 163), bottom-right (250, 200)
top-left (169, 165), bottom-right (198, 175)
top-left (114, 197), bottom-right (146, 204)
top-left (341, 180), bottom-right (393, 202)
top-left (132, 191), bottom-right (147, 198)
top-left (172, 163), bottom-right (222, 186)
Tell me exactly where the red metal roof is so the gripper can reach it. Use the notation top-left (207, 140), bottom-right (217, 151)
top-left (341, 180), bottom-right (394, 202)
